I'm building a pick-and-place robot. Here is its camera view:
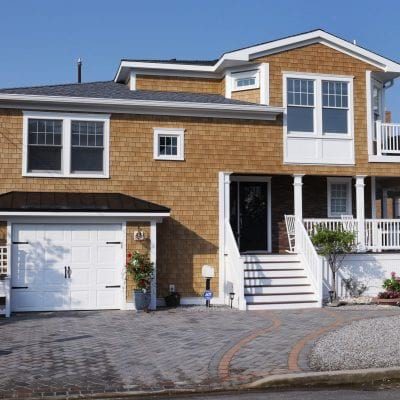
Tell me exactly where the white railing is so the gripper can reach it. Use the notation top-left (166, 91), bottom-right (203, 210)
top-left (0, 245), bottom-right (9, 275)
top-left (295, 219), bottom-right (323, 306)
top-left (376, 121), bottom-right (400, 155)
top-left (365, 219), bottom-right (400, 251)
top-left (0, 245), bottom-right (10, 317)
top-left (303, 218), bottom-right (358, 236)
top-left (224, 224), bottom-right (246, 310)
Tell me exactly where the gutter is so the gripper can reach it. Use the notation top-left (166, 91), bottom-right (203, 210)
top-left (0, 93), bottom-right (283, 121)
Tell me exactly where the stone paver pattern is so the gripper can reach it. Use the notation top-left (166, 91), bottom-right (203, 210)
top-left (0, 305), bottom-right (399, 398)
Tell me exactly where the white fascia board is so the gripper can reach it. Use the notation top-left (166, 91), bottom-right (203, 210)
top-left (0, 94), bottom-right (283, 120)
top-left (0, 211), bottom-right (170, 218)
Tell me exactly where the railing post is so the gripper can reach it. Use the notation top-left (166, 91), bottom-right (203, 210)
top-left (376, 120), bottom-right (382, 156)
top-left (355, 176), bottom-right (366, 252)
top-left (293, 174), bottom-right (304, 252)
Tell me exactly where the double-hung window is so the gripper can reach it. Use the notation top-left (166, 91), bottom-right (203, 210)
top-left (286, 75), bottom-right (352, 136)
top-left (23, 112), bottom-right (109, 178)
top-left (327, 178), bottom-right (352, 217)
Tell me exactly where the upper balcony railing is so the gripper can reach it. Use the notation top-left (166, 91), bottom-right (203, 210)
top-left (376, 121), bottom-right (400, 157)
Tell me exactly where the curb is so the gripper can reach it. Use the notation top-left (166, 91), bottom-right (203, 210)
top-left (242, 366), bottom-right (400, 389)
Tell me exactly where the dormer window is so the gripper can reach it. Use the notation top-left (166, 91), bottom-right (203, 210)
top-left (232, 70), bottom-right (259, 91)
top-left (23, 111), bottom-right (110, 178)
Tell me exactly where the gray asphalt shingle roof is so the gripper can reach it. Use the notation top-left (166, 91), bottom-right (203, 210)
top-left (0, 80), bottom-right (255, 105)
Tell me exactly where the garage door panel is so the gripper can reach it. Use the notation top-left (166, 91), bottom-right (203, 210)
top-left (12, 223), bottom-right (123, 312)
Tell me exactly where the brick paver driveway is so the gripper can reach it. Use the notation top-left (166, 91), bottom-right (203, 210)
top-left (0, 306), bottom-right (399, 398)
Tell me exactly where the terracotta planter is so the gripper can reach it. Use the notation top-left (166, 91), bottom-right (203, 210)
top-left (372, 297), bottom-right (400, 306)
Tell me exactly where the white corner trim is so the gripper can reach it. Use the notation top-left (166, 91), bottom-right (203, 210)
top-left (366, 70), bottom-right (373, 157)
top-left (22, 111), bottom-right (110, 179)
top-left (327, 177), bottom-right (352, 218)
top-left (153, 127), bottom-right (185, 161)
top-left (129, 71), bottom-right (136, 91)
top-left (231, 69), bottom-right (260, 92)
top-left (260, 63), bottom-right (269, 105)
top-left (225, 71), bottom-right (232, 99)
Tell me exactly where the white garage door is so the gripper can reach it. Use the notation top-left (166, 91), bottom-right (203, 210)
top-left (11, 223), bottom-right (123, 312)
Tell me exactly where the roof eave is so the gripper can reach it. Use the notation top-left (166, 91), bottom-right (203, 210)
top-left (0, 94), bottom-right (283, 121)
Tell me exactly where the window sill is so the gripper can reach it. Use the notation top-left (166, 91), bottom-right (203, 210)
top-left (154, 157), bottom-right (185, 162)
top-left (232, 85), bottom-right (259, 92)
top-left (287, 132), bottom-right (353, 140)
top-left (23, 172), bottom-right (110, 179)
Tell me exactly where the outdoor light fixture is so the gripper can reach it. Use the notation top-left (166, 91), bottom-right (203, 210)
top-left (229, 292), bottom-right (235, 308)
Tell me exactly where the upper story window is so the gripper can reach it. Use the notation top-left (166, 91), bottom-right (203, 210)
top-left (286, 75), bottom-right (352, 136)
top-left (232, 70), bottom-right (259, 91)
top-left (23, 112), bottom-right (110, 178)
top-left (153, 128), bottom-right (185, 161)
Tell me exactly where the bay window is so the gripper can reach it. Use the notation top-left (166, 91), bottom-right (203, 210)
top-left (23, 112), bottom-right (109, 178)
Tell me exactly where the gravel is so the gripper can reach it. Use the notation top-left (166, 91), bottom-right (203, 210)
top-left (310, 316), bottom-right (400, 371)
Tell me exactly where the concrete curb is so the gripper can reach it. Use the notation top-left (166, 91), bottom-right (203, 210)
top-left (243, 367), bottom-right (400, 389)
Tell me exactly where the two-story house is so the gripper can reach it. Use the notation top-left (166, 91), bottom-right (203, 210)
top-left (0, 29), bottom-right (399, 315)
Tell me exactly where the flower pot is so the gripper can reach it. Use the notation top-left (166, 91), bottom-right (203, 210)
top-left (132, 289), bottom-right (151, 311)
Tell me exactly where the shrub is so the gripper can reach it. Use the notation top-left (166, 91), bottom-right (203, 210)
top-left (126, 251), bottom-right (154, 292)
top-left (378, 272), bottom-right (400, 299)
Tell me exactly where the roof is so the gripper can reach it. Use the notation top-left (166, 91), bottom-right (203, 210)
top-left (120, 58), bottom-right (218, 66)
top-left (0, 191), bottom-right (170, 213)
top-left (115, 29), bottom-right (400, 82)
top-left (0, 80), bottom-right (254, 105)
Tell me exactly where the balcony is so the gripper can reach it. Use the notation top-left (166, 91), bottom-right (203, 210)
top-left (371, 121), bottom-right (400, 162)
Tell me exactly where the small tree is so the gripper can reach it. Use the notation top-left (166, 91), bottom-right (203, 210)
top-left (311, 227), bottom-right (355, 301)
top-left (126, 251), bottom-right (154, 293)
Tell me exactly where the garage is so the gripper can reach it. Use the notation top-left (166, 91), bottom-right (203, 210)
top-left (11, 223), bottom-right (124, 312)
top-left (0, 191), bottom-right (170, 315)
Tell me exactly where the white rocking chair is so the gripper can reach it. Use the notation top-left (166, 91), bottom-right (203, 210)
top-left (285, 214), bottom-right (296, 253)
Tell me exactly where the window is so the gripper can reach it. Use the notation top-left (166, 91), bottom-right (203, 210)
top-left (153, 128), bottom-right (184, 161)
top-left (287, 78), bottom-right (315, 133)
top-left (71, 121), bottom-right (104, 173)
top-left (232, 70), bottom-right (259, 91)
top-left (27, 119), bottom-right (62, 172)
top-left (322, 81), bottom-right (349, 134)
top-left (327, 178), bottom-right (352, 217)
top-left (285, 75), bottom-right (352, 136)
top-left (23, 112), bottom-right (110, 178)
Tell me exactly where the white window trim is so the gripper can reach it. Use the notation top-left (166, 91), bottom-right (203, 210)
top-left (327, 177), bottom-right (352, 218)
top-left (231, 69), bottom-right (260, 92)
top-left (22, 111), bottom-right (110, 178)
top-left (153, 128), bottom-right (185, 161)
top-left (283, 72), bottom-right (354, 139)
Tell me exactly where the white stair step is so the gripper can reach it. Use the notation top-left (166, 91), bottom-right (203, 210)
top-left (244, 261), bottom-right (302, 270)
top-left (245, 277), bottom-right (309, 286)
top-left (242, 254), bottom-right (299, 263)
top-left (244, 269), bottom-right (306, 278)
top-left (247, 301), bottom-right (320, 310)
top-left (245, 284), bottom-right (312, 295)
top-left (245, 293), bottom-right (316, 303)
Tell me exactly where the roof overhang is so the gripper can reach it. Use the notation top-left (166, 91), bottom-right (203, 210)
top-left (0, 93), bottom-right (283, 121)
top-left (114, 29), bottom-right (400, 82)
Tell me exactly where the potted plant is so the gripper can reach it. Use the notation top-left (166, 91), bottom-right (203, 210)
top-left (374, 272), bottom-right (400, 305)
top-left (126, 251), bottom-right (154, 312)
top-left (311, 227), bottom-right (355, 305)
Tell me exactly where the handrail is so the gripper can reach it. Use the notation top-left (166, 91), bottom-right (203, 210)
top-left (225, 224), bottom-right (246, 310)
top-left (295, 218), bottom-right (323, 306)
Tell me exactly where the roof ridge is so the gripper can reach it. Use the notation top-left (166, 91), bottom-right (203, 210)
top-left (0, 80), bottom-right (114, 91)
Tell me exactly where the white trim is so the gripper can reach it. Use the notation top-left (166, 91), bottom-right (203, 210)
top-left (260, 63), bottom-right (269, 105)
top-left (0, 212), bottom-right (169, 219)
top-left (231, 69), bottom-right (259, 92)
top-left (225, 71), bottom-right (233, 99)
top-left (371, 176), bottom-right (377, 219)
top-left (0, 94), bottom-right (283, 121)
top-left (369, 155), bottom-right (400, 163)
top-left (114, 30), bottom-right (400, 83)
top-left (327, 177), bottom-right (352, 218)
top-left (22, 111), bottom-right (110, 178)
top-left (121, 221), bottom-right (128, 310)
top-left (153, 128), bottom-right (185, 161)
top-left (129, 71), bottom-right (136, 91)
top-left (150, 221), bottom-right (157, 310)
top-left (366, 70), bottom-right (373, 157)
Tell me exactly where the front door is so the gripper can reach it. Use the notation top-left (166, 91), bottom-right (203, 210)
top-left (230, 179), bottom-right (270, 253)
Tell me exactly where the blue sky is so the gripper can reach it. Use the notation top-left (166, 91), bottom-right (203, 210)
top-left (1, 0), bottom-right (400, 117)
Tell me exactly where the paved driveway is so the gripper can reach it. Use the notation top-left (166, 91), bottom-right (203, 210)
top-left (0, 306), bottom-right (399, 398)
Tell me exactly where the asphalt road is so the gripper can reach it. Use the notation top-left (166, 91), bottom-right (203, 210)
top-left (140, 387), bottom-right (400, 400)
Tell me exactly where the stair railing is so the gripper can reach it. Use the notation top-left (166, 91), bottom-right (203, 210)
top-left (224, 224), bottom-right (247, 310)
top-left (295, 218), bottom-right (323, 307)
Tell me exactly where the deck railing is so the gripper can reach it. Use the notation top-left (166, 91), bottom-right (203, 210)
top-left (303, 218), bottom-right (400, 252)
top-left (376, 121), bottom-right (400, 156)
top-left (0, 245), bottom-right (10, 318)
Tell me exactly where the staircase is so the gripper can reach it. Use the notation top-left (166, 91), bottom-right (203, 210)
top-left (242, 254), bottom-right (320, 310)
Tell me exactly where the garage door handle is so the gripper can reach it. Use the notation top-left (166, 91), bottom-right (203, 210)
top-left (67, 266), bottom-right (71, 279)
top-left (12, 286), bottom-right (28, 289)
top-left (12, 241), bottom-right (29, 245)
top-left (105, 285), bottom-right (121, 288)
top-left (64, 266), bottom-right (67, 279)
top-left (106, 241), bottom-right (121, 244)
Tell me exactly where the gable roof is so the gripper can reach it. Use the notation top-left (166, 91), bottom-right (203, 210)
top-left (115, 29), bottom-right (400, 82)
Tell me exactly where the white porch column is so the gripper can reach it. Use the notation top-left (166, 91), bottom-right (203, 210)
top-left (293, 174), bottom-right (304, 251)
top-left (150, 220), bottom-right (157, 310)
top-left (355, 176), bottom-right (366, 251)
top-left (371, 176), bottom-right (376, 219)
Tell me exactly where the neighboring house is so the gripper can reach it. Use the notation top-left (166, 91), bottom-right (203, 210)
top-left (0, 29), bottom-right (400, 315)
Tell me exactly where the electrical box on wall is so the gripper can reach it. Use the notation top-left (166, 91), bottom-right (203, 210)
top-left (134, 230), bottom-right (145, 241)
